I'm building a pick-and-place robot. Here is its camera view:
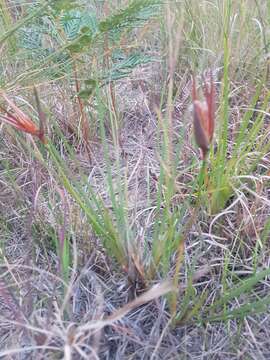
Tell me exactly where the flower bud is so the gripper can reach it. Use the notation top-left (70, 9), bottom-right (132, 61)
top-left (192, 73), bottom-right (215, 159)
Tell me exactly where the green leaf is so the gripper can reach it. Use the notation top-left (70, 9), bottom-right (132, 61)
top-left (206, 266), bottom-right (270, 316)
top-left (60, 10), bottom-right (97, 40)
top-left (98, 0), bottom-right (161, 33)
top-left (210, 183), bottom-right (232, 214)
top-left (66, 32), bottom-right (92, 53)
top-left (77, 88), bottom-right (95, 100)
top-left (84, 79), bottom-right (98, 87)
top-left (206, 295), bottom-right (270, 322)
top-left (51, 0), bottom-right (78, 12)
top-left (104, 53), bottom-right (156, 82)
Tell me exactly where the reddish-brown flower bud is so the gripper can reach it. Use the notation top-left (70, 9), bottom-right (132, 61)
top-left (0, 92), bottom-right (47, 144)
top-left (192, 72), bottom-right (215, 159)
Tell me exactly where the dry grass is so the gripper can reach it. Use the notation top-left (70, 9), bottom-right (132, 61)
top-left (1, 0), bottom-right (270, 359)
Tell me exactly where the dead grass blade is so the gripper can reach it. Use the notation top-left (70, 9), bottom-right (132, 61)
top-left (78, 281), bottom-right (175, 334)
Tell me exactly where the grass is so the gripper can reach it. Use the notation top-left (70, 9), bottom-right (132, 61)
top-left (1, 0), bottom-right (270, 358)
